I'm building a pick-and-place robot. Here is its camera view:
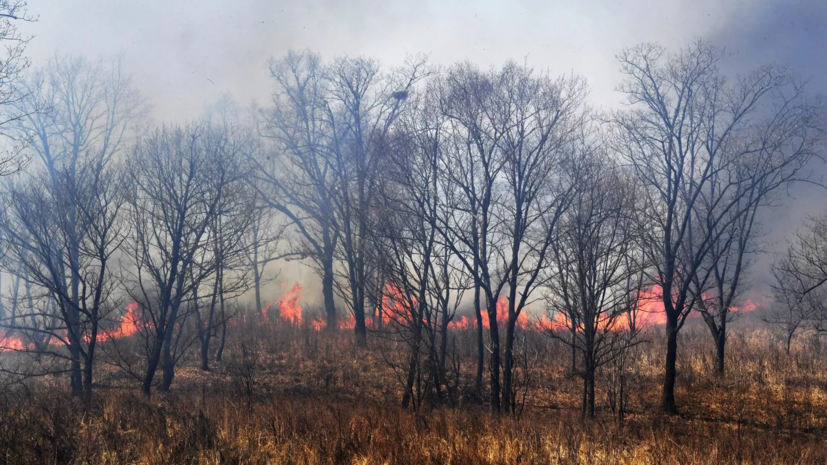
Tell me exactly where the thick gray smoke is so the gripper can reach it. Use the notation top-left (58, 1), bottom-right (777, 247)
top-left (709, 0), bottom-right (827, 294)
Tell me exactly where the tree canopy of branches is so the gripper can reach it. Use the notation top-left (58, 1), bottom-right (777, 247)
top-left (0, 54), bottom-right (143, 395)
top-left (120, 123), bottom-right (247, 394)
top-left (614, 40), bottom-right (824, 414)
top-left (546, 137), bottom-right (646, 419)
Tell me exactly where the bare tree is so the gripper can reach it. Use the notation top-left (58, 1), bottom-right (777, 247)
top-left (772, 213), bottom-right (827, 347)
top-left (687, 62), bottom-right (822, 373)
top-left (326, 54), bottom-right (429, 346)
top-left (192, 131), bottom-right (254, 371)
top-left (494, 63), bottom-right (584, 415)
top-left (436, 62), bottom-right (510, 409)
top-left (0, 54), bottom-right (143, 393)
top-left (255, 51), bottom-right (341, 331)
top-left (545, 141), bottom-right (645, 419)
top-left (120, 124), bottom-right (243, 394)
top-left (257, 51), bottom-right (427, 345)
top-left (369, 85), bottom-right (465, 409)
top-left (436, 61), bottom-right (583, 413)
top-left (1, 157), bottom-right (127, 398)
top-left (614, 40), bottom-right (824, 414)
top-left (242, 187), bottom-right (284, 318)
top-left (0, 0), bottom-right (34, 175)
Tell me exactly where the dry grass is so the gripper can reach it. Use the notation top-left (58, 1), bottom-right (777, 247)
top-left (1, 319), bottom-right (827, 464)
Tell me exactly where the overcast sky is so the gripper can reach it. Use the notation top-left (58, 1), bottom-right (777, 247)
top-left (18, 0), bottom-right (827, 305)
top-left (20, 0), bottom-right (827, 121)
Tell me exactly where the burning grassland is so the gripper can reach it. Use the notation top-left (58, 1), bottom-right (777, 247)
top-left (1, 319), bottom-right (826, 465)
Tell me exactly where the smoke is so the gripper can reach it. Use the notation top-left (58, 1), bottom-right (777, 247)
top-left (14, 0), bottom-right (827, 314)
top-left (708, 0), bottom-right (827, 293)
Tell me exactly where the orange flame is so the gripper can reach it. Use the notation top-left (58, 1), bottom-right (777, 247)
top-left (100, 302), bottom-right (141, 340)
top-left (448, 315), bottom-right (474, 330)
top-left (338, 314), bottom-right (355, 330)
top-left (278, 282), bottom-right (303, 326)
top-left (261, 301), bottom-right (273, 325)
top-left (0, 331), bottom-right (26, 351)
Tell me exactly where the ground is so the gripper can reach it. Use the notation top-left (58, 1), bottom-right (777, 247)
top-left (1, 318), bottom-right (826, 464)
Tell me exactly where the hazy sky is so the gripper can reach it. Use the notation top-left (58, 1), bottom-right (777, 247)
top-left (18, 0), bottom-right (827, 306)
top-left (21, 0), bottom-right (826, 121)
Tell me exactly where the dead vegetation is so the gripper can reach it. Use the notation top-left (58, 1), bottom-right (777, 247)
top-left (1, 318), bottom-right (826, 464)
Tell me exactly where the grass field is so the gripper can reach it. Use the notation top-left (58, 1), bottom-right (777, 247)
top-left (1, 316), bottom-right (826, 464)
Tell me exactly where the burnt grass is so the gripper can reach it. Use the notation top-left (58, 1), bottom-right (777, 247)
top-left (1, 319), bottom-right (826, 464)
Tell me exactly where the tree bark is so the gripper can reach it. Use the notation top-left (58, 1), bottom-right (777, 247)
top-left (662, 312), bottom-right (679, 415)
top-left (322, 256), bottom-right (337, 331)
top-left (715, 322), bottom-right (726, 375)
top-left (487, 297), bottom-right (501, 413)
top-left (142, 337), bottom-right (163, 395)
top-left (474, 283), bottom-right (484, 396)
top-left (502, 313), bottom-right (515, 414)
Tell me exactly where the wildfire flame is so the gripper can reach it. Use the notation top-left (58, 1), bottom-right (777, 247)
top-left (278, 282), bottom-right (303, 326)
top-left (99, 302), bottom-right (141, 340)
top-left (0, 331), bottom-right (26, 351)
top-left (260, 284), bottom-right (760, 334)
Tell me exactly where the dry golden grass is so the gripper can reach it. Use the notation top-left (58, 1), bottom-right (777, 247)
top-left (1, 320), bottom-right (826, 464)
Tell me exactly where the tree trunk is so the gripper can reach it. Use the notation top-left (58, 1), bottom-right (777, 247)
top-left (67, 302), bottom-right (83, 395)
top-left (215, 289), bottom-right (227, 363)
top-left (715, 326), bottom-right (726, 375)
top-left (587, 358), bottom-right (595, 419)
top-left (487, 297), bottom-right (501, 413)
top-left (502, 314), bottom-right (516, 415)
top-left (571, 328), bottom-right (577, 373)
top-left (402, 321), bottom-right (423, 409)
top-left (253, 265), bottom-right (263, 316)
top-left (474, 283), bottom-right (484, 396)
top-left (142, 336), bottom-right (164, 395)
top-left (354, 303), bottom-right (367, 346)
top-left (785, 329), bottom-right (794, 355)
top-left (161, 302), bottom-right (182, 392)
top-left (322, 256), bottom-right (337, 331)
top-left (662, 312), bottom-right (679, 415)
top-left (83, 352), bottom-right (94, 401)
top-left (161, 345), bottom-right (175, 392)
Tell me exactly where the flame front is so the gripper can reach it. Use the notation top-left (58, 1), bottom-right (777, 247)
top-left (0, 331), bottom-right (26, 351)
top-left (278, 282), bottom-right (303, 326)
top-left (100, 302), bottom-right (141, 340)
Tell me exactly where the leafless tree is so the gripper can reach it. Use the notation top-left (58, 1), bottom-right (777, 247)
top-left (494, 64), bottom-right (584, 415)
top-left (326, 54), bottom-right (429, 346)
top-left (772, 213), bottom-right (827, 348)
top-left (1, 157), bottom-right (127, 398)
top-left (242, 186), bottom-right (285, 318)
top-left (436, 61), bottom-right (584, 413)
top-left (435, 63), bottom-right (511, 409)
top-left (545, 139), bottom-right (646, 419)
top-left (192, 132), bottom-right (254, 371)
top-left (688, 65), bottom-right (822, 374)
top-left (255, 51), bottom-right (341, 332)
top-left (369, 85), bottom-right (465, 409)
top-left (0, 0), bottom-right (34, 175)
top-left (119, 124), bottom-right (244, 394)
top-left (257, 51), bottom-right (428, 345)
top-left (614, 40), bottom-right (824, 414)
top-left (0, 54), bottom-right (143, 394)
